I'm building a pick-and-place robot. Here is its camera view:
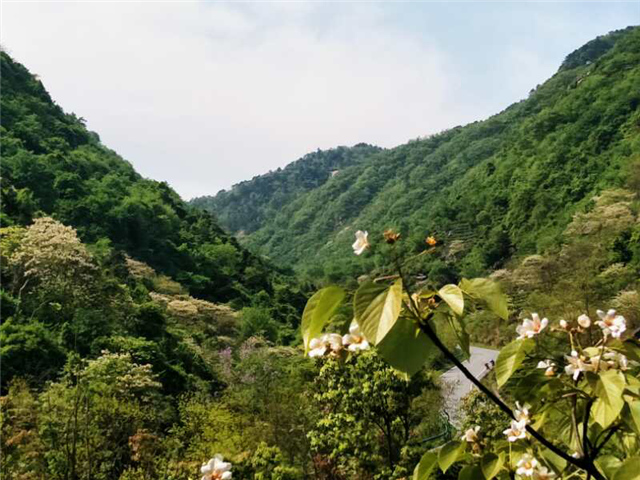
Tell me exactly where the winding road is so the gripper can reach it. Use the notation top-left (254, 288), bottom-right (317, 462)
top-left (441, 346), bottom-right (499, 424)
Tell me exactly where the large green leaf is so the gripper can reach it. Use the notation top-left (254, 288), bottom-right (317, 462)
top-left (613, 457), bottom-right (640, 480)
top-left (354, 279), bottom-right (403, 345)
top-left (459, 278), bottom-right (508, 320)
top-left (593, 370), bottom-right (626, 428)
top-left (377, 313), bottom-right (435, 376)
top-left (595, 456), bottom-right (623, 480)
top-left (622, 398), bottom-right (640, 435)
top-left (438, 441), bottom-right (465, 473)
top-left (438, 284), bottom-right (464, 316)
top-left (413, 451), bottom-right (438, 480)
top-left (458, 465), bottom-right (484, 480)
top-left (301, 286), bottom-right (345, 352)
top-left (481, 452), bottom-right (504, 480)
top-left (541, 448), bottom-right (567, 475)
top-left (495, 338), bottom-right (535, 388)
top-left (623, 339), bottom-right (640, 363)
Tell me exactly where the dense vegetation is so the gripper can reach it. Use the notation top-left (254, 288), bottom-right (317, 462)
top-left (191, 144), bottom-right (382, 235)
top-left (0, 51), bottom-right (447, 479)
top-left (0, 50), bottom-right (306, 311)
top-left (194, 26), bottom-right (640, 286)
top-left (2, 26), bottom-right (640, 480)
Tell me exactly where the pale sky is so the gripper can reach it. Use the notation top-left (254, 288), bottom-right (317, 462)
top-left (2, 1), bottom-right (638, 199)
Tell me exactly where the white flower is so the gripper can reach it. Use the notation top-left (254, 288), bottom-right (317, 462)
top-left (596, 309), bottom-right (626, 338)
top-left (533, 467), bottom-right (556, 480)
top-left (352, 230), bottom-right (370, 255)
top-left (342, 323), bottom-right (370, 352)
top-left (516, 313), bottom-right (548, 339)
top-left (603, 350), bottom-right (629, 371)
top-left (559, 319), bottom-right (568, 330)
top-left (537, 360), bottom-right (556, 377)
top-left (516, 454), bottom-right (538, 477)
top-left (201, 454), bottom-right (232, 480)
top-left (308, 337), bottom-right (328, 358)
top-left (514, 402), bottom-right (531, 423)
top-left (308, 333), bottom-right (343, 358)
top-left (564, 350), bottom-right (592, 380)
top-left (461, 425), bottom-right (480, 443)
top-left (577, 314), bottom-right (591, 329)
top-left (503, 419), bottom-right (527, 442)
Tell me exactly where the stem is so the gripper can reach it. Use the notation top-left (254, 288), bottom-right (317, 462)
top-left (582, 399), bottom-right (593, 457)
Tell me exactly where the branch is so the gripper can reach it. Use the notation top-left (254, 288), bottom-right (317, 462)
top-left (393, 255), bottom-right (606, 480)
top-left (416, 317), bottom-right (605, 480)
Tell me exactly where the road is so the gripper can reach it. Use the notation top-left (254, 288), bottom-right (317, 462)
top-left (440, 346), bottom-right (499, 424)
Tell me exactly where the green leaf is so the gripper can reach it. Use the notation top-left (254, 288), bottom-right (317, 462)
top-left (613, 457), bottom-right (640, 480)
top-left (377, 313), bottom-right (435, 376)
top-left (460, 278), bottom-right (508, 320)
top-left (622, 399), bottom-right (640, 435)
top-left (495, 338), bottom-right (535, 388)
top-left (458, 465), bottom-right (484, 480)
top-left (541, 448), bottom-right (567, 474)
top-left (593, 369), bottom-right (626, 428)
top-left (413, 451), bottom-right (438, 480)
top-left (438, 441), bottom-right (465, 473)
top-left (301, 286), bottom-right (345, 352)
top-left (481, 452), bottom-right (504, 480)
top-left (439, 284), bottom-right (464, 316)
top-left (354, 279), bottom-right (403, 345)
top-left (623, 339), bottom-right (640, 363)
top-left (595, 455), bottom-right (623, 479)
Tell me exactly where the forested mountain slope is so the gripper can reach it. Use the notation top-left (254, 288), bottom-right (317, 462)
top-left (191, 143), bottom-right (382, 235)
top-left (197, 26), bottom-right (640, 282)
top-left (0, 51), bottom-right (306, 312)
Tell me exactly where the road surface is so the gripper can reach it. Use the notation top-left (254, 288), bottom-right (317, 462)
top-left (441, 346), bottom-right (499, 424)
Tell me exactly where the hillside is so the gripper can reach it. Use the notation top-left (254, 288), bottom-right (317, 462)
top-left (0, 51), bottom-right (306, 314)
top-left (191, 143), bottom-right (382, 235)
top-left (0, 49), bottom-right (311, 395)
top-left (195, 26), bottom-right (640, 283)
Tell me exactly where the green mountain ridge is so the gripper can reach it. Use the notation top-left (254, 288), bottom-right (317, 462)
top-left (191, 143), bottom-right (382, 235)
top-left (193, 26), bottom-right (640, 282)
top-left (0, 50), bottom-right (305, 312)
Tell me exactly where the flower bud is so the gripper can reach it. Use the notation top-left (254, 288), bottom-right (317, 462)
top-left (577, 314), bottom-right (591, 328)
top-left (425, 236), bottom-right (437, 247)
top-left (383, 229), bottom-right (401, 244)
top-left (559, 319), bottom-right (568, 329)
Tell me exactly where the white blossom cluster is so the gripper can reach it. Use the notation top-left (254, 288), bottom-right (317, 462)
top-left (503, 402), bottom-right (530, 443)
top-left (201, 455), bottom-right (232, 480)
top-left (515, 454), bottom-right (556, 479)
top-left (516, 310), bottom-right (629, 382)
top-left (308, 323), bottom-right (369, 358)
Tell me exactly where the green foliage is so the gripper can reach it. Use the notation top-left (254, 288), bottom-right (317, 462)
top-left (0, 51), bottom-right (308, 313)
top-left (191, 144), bottom-right (382, 234)
top-left (301, 286), bottom-right (345, 352)
top-left (0, 318), bottom-right (66, 386)
top-left (308, 351), bottom-right (443, 479)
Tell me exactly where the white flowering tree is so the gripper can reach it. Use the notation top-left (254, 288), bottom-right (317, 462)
top-left (300, 230), bottom-right (640, 480)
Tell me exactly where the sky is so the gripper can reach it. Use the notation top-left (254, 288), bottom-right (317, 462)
top-left (2, 1), bottom-right (639, 200)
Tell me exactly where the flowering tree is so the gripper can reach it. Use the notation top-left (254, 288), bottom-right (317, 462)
top-left (300, 230), bottom-right (640, 480)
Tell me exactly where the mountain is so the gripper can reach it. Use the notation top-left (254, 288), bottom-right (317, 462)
top-left (192, 26), bottom-right (640, 282)
top-left (191, 144), bottom-right (382, 235)
top-left (0, 51), bottom-right (307, 315)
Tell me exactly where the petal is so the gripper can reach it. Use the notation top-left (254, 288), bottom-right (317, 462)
top-left (596, 309), bottom-right (606, 320)
top-left (221, 473), bottom-right (232, 480)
